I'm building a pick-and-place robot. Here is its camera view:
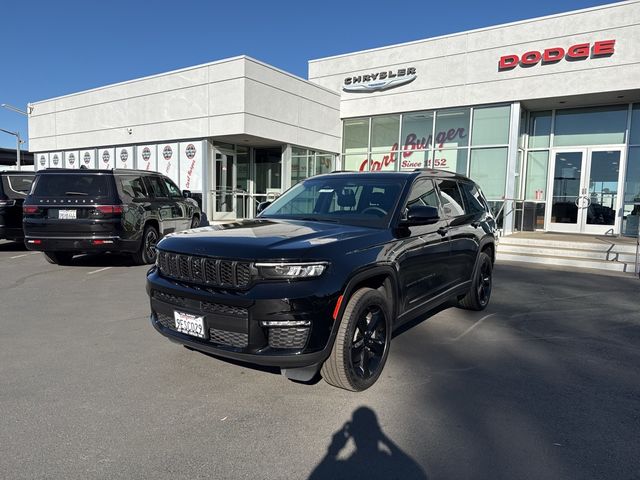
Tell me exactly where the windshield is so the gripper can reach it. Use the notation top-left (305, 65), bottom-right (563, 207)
top-left (259, 176), bottom-right (405, 228)
top-left (32, 174), bottom-right (112, 198)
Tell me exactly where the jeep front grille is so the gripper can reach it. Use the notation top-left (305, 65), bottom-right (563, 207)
top-left (157, 250), bottom-right (252, 289)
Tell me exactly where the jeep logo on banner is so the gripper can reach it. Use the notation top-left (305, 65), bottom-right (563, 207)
top-left (343, 67), bottom-right (417, 92)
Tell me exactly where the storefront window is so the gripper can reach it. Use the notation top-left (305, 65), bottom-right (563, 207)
top-left (469, 148), bottom-right (508, 200)
top-left (316, 154), bottom-right (333, 175)
top-left (399, 150), bottom-right (431, 171)
top-left (291, 155), bottom-right (310, 185)
top-left (369, 152), bottom-right (397, 171)
top-left (434, 108), bottom-right (470, 149)
top-left (623, 146), bottom-right (640, 236)
top-left (471, 105), bottom-right (510, 146)
top-left (524, 151), bottom-right (549, 201)
top-left (433, 148), bottom-right (467, 174)
top-left (528, 111), bottom-right (552, 149)
top-left (553, 105), bottom-right (627, 146)
top-left (629, 104), bottom-right (640, 145)
top-left (343, 154), bottom-right (368, 172)
top-left (255, 148), bottom-right (282, 194)
top-left (370, 115), bottom-right (400, 153)
top-left (401, 112), bottom-right (433, 153)
top-left (343, 118), bottom-right (369, 155)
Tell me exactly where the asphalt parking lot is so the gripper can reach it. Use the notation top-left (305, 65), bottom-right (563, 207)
top-left (0, 240), bottom-right (639, 480)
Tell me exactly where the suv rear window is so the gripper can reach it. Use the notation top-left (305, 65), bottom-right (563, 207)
top-left (32, 174), bottom-right (112, 198)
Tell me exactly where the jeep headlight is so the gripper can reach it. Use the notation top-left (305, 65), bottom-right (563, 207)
top-left (255, 262), bottom-right (327, 279)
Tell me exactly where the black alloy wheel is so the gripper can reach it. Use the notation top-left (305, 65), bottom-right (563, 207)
top-left (458, 251), bottom-right (493, 311)
top-left (190, 216), bottom-right (200, 229)
top-left (133, 225), bottom-right (159, 265)
top-left (351, 305), bottom-right (387, 380)
top-left (321, 287), bottom-right (392, 391)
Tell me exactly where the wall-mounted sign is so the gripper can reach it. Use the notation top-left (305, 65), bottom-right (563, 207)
top-left (100, 148), bottom-right (115, 169)
top-left (80, 149), bottom-right (96, 169)
top-left (343, 67), bottom-right (417, 92)
top-left (179, 141), bottom-right (204, 192)
top-left (161, 143), bottom-right (179, 184)
top-left (116, 146), bottom-right (133, 169)
top-left (498, 40), bottom-right (615, 70)
top-left (50, 152), bottom-right (62, 168)
top-left (136, 144), bottom-right (157, 171)
top-left (37, 153), bottom-right (49, 170)
top-left (65, 151), bottom-right (80, 169)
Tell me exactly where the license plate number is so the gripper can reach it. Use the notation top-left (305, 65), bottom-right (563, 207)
top-left (59, 209), bottom-right (77, 219)
top-left (174, 311), bottom-right (205, 338)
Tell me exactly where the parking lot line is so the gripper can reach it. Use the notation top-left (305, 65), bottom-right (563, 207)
top-left (87, 267), bottom-right (112, 275)
top-left (10, 254), bottom-right (29, 259)
top-left (451, 313), bottom-right (496, 341)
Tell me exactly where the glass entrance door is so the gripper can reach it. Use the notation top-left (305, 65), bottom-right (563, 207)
top-left (546, 148), bottom-right (624, 234)
top-left (212, 149), bottom-right (236, 221)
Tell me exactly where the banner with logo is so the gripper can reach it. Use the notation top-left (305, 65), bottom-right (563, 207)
top-left (136, 144), bottom-right (157, 172)
top-left (99, 148), bottom-right (115, 169)
top-left (159, 143), bottom-right (179, 184)
top-left (179, 141), bottom-right (204, 192)
top-left (36, 153), bottom-right (49, 171)
top-left (80, 149), bottom-right (97, 169)
top-left (50, 152), bottom-right (63, 168)
top-left (116, 146), bottom-right (134, 169)
top-left (64, 151), bottom-right (80, 169)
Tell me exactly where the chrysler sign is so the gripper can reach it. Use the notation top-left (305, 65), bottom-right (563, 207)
top-left (499, 40), bottom-right (616, 70)
top-left (343, 67), bottom-right (417, 92)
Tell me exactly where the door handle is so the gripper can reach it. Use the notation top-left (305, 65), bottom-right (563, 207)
top-left (437, 226), bottom-right (449, 237)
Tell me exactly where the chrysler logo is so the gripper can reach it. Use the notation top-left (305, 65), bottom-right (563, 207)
top-left (343, 67), bottom-right (416, 93)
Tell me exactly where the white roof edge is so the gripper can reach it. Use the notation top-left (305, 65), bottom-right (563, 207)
top-left (308, 0), bottom-right (637, 64)
top-left (31, 55), bottom-right (338, 106)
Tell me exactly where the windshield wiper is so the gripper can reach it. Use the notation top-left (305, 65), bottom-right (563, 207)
top-left (64, 191), bottom-right (89, 196)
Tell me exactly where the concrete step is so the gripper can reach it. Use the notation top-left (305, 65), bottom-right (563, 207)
top-left (497, 244), bottom-right (637, 263)
top-left (496, 252), bottom-right (633, 273)
top-left (499, 236), bottom-right (637, 254)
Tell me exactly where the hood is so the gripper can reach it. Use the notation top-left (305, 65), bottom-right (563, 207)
top-left (157, 218), bottom-right (388, 260)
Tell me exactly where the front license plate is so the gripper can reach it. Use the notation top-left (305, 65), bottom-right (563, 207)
top-left (59, 209), bottom-right (77, 220)
top-left (174, 311), bottom-right (205, 339)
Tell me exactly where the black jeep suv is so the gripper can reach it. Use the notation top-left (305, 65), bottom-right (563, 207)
top-left (23, 169), bottom-right (201, 265)
top-left (147, 170), bottom-right (495, 391)
top-left (0, 171), bottom-right (35, 241)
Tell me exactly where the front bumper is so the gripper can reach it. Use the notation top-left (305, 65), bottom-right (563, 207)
top-left (147, 267), bottom-right (341, 369)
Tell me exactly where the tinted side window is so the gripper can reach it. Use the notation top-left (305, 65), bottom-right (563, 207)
top-left (163, 178), bottom-right (181, 197)
top-left (459, 181), bottom-right (486, 215)
top-left (7, 175), bottom-right (34, 194)
top-left (436, 179), bottom-right (466, 217)
top-left (119, 175), bottom-right (148, 199)
top-left (146, 176), bottom-right (168, 198)
top-left (406, 179), bottom-right (439, 209)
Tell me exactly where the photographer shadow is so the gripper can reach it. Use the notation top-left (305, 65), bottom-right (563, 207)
top-left (308, 406), bottom-right (428, 480)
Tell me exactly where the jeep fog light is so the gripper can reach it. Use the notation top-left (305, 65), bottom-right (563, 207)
top-left (255, 262), bottom-right (327, 279)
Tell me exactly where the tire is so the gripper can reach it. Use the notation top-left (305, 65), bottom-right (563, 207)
top-left (321, 287), bottom-right (392, 392)
top-left (190, 216), bottom-right (200, 229)
top-left (458, 251), bottom-right (493, 311)
top-left (43, 251), bottom-right (74, 265)
top-left (132, 225), bottom-right (159, 265)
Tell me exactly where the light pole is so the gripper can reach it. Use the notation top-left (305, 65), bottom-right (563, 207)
top-left (1, 104), bottom-right (30, 172)
top-left (0, 128), bottom-right (22, 170)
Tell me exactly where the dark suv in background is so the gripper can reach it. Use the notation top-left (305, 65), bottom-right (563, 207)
top-left (147, 170), bottom-right (496, 391)
top-left (23, 169), bottom-right (201, 265)
top-left (0, 171), bottom-right (35, 242)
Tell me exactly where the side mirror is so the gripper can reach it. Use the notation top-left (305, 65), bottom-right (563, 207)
top-left (182, 190), bottom-right (191, 198)
top-left (256, 201), bottom-right (272, 215)
top-left (401, 205), bottom-right (440, 226)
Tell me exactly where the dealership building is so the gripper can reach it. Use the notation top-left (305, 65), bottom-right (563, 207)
top-left (28, 1), bottom-right (640, 236)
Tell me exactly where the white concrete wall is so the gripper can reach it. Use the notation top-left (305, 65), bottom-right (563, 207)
top-left (29, 56), bottom-right (341, 154)
top-left (308, 1), bottom-right (640, 118)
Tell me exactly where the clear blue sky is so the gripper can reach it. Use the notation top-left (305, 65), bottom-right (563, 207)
top-left (0, 0), bottom-right (614, 149)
